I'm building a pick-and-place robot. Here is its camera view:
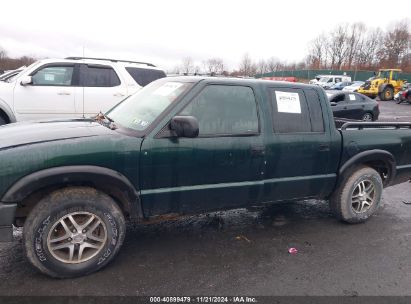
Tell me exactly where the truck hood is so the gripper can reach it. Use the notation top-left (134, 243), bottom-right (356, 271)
top-left (0, 119), bottom-right (116, 150)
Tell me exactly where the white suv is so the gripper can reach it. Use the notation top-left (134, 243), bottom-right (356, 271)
top-left (0, 57), bottom-right (166, 125)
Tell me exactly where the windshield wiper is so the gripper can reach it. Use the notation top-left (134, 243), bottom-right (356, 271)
top-left (94, 111), bottom-right (117, 130)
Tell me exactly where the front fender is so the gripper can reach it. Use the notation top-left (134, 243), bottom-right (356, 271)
top-left (1, 165), bottom-right (142, 219)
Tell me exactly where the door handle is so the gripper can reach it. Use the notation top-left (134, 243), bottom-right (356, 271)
top-left (57, 92), bottom-right (71, 95)
top-left (319, 144), bottom-right (330, 151)
top-left (251, 145), bottom-right (265, 156)
top-left (113, 93), bottom-right (126, 97)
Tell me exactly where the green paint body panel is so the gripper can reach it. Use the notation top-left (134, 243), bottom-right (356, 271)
top-left (0, 77), bottom-right (411, 221)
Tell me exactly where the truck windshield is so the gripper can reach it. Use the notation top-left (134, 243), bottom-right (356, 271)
top-left (107, 80), bottom-right (193, 131)
top-left (319, 77), bottom-right (329, 83)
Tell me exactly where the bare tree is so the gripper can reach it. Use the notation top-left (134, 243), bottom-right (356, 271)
top-left (355, 28), bottom-right (384, 69)
top-left (327, 24), bottom-right (349, 70)
top-left (266, 57), bottom-right (282, 72)
top-left (381, 20), bottom-right (411, 67)
top-left (203, 58), bottom-right (225, 75)
top-left (256, 59), bottom-right (267, 75)
top-left (307, 34), bottom-right (328, 68)
top-left (0, 46), bottom-right (7, 68)
top-left (181, 57), bottom-right (194, 75)
top-left (239, 53), bottom-right (256, 76)
top-left (346, 23), bottom-right (366, 69)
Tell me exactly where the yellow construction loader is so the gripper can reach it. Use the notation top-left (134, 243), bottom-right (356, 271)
top-left (357, 69), bottom-right (405, 101)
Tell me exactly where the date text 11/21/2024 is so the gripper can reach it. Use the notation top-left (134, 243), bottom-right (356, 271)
top-left (149, 297), bottom-right (257, 303)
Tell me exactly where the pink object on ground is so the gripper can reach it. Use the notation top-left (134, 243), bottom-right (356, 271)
top-left (288, 247), bottom-right (298, 254)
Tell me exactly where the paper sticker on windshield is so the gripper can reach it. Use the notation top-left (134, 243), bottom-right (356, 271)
top-left (275, 91), bottom-right (301, 114)
top-left (153, 82), bottom-right (183, 96)
top-left (44, 74), bottom-right (55, 81)
top-left (349, 94), bottom-right (356, 101)
top-left (132, 118), bottom-right (149, 128)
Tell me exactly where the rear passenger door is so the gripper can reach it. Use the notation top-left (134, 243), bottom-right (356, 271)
top-left (262, 87), bottom-right (334, 201)
top-left (77, 64), bottom-right (127, 116)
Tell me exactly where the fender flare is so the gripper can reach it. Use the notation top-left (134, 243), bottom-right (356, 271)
top-left (0, 99), bottom-right (16, 123)
top-left (339, 149), bottom-right (396, 186)
top-left (1, 165), bottom-right (142, 219)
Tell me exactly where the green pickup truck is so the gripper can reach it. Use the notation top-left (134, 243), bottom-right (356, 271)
top-left (1, 77), bottom-right (411, 278)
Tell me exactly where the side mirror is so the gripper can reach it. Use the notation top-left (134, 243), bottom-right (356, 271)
top-left (330, 102), bottom-right (337, 106)
top-left (20, 76), bottom-right (32, 86)
top-left (170, 116), bottom-right (199, 138)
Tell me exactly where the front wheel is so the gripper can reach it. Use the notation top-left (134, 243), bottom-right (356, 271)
top-left (379, 87), bottom-right (394, 101)
top-left (23, 187), bottom-right (126, 278)
top-left (330, 166), bottom-right (383, 223)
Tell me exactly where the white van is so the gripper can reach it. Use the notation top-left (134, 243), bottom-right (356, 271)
top-left (316, 75), bottom-right (352, 89)
top-left (309, 75), bottom-right (328, 84)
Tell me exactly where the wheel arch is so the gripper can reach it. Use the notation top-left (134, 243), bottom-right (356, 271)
top-left (338, 150), bottom-right (396, 187)
top-left (1, 165), bottom-right (142, 221)
top-left (0, 99), bottom-right (16, 123)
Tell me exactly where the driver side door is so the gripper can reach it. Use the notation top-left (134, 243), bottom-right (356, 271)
top-left (139, 83), bottom-right (265, 217)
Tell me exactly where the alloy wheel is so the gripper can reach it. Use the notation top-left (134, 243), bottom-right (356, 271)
top-left (351, 180), bottom-right (375, 213)
top-left (47, 212), bottom-right (107, 264)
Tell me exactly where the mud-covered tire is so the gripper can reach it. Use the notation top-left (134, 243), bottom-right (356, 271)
top-left (23, 187), bottom-right (126, 278)
top-left (330, 166), bottom-right (383, 224)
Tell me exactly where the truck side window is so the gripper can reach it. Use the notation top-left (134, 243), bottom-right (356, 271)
top-left (304, 89), bottom-right (325, 132)
top-left (270, 88), bottom-right (311, 133)
top-left (180, 85), bottom-right (259, 136)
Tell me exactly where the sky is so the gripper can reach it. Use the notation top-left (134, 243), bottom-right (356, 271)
top-left (0, 0), bottom-right (410, 72)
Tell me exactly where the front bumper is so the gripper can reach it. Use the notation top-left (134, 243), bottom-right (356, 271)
top-left (0, 202), bottom-right (17, 242)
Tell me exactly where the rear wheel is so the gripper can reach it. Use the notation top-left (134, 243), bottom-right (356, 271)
top-left (362, 112), bottom-right (373, 121)
top-left (379, 87), bottom-right (394, 101)
top-left (330, 166), bottom-right (383, 223)
top-left (23, 187), bottom-right (126, 278)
